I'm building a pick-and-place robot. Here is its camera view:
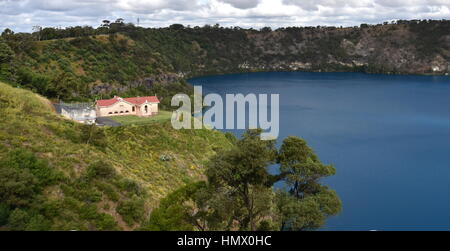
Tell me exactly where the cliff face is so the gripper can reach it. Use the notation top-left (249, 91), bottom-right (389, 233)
top-left (2, 20), bottom-right (449, 101)
top-left (178, 22), bottom-right (449, 75)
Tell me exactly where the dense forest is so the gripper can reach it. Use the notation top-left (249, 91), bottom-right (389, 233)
top-left (0, 19), bottom-right (448, 102)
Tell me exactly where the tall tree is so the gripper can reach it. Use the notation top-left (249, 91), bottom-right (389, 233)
top-left (276, 136), bottom-right (341, 230)
top-left (206, 129), bottom-right (276, 230)
top-left (278, 136), bottom-right (336, 198)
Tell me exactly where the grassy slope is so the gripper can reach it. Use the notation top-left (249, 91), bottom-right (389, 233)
top-left (0, 81), bottom-right (232, 230)
top-left (110, 111), bottom-right (172, 125)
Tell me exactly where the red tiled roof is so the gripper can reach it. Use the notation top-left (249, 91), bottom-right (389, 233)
top-left (123, 96), bottom-right (160, 105)
top-left (96, 97), bottom-right (120, 107)
top-left (96, 96), bottom-right (160, 107)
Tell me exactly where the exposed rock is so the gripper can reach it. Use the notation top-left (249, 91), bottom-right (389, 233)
top-left (90, 73), bottom-right (182, 95)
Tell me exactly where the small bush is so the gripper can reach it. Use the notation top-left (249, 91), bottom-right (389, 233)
top-left (116, 178), bottom-right (142, 196)
top-left (95, 214), bottom-right (118, 231)
top-left (116, 196), bottom-right (145, 226)
top-left (86, 161), bottom-right (116, 179)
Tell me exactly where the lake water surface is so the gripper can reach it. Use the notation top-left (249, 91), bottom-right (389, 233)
top-left (189, 72), bottom-right (450, 231)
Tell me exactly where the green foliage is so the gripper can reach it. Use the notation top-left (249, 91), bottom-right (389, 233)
top-left (205, 129), bottom-right (277, 230)
top-left (80, 124), bottom-right (107, 148)
top-left (6, 208), bottom-right (51, 231)
top-left (278, 136), bottom-right (336, 197)
top-left (0, 163), bottom-right (38, 207)
top-left (115, 178), bottom-right (142, 196)
top-left (224, 132), bottom-right (237, 144)
top-left (5, 148), bottom-right (64, 186)
top-left (0, 20), bottom-right (445, 231)
top-left (207, 129), bottom-right (276, 189)
top-left (8, 208), bottom-right (30, 230)
top-left (86, 161), bottom-right (116, 180)
top-left (143, 182), bottom-right (204, 231)
top-left (95, 213), bottom-right (119, 231)
top-left (116, 195), bottom-right (146, 226)
top-left (149, 130), bottom-right (341, 231)
top-left (409, 20), bottom-right (450, 58)
top-left (0, 203), bottom-right (11, 226)
top-left (275, 189), bottom-right (341, 231)
top-left (0, 81), bottom-right (233, 230)
top-left (0, 38), bottom-right (14, 64)
top-left (0, 149), bottom-right (58, 209)
top-left (110, 111), bottom-right (172, 125)
top-left (257, 220), bottom-right (278, 231)
top-left (0, 38), bottom-right (14, 80)
top-left (1, 20), bottom-right (447, 101)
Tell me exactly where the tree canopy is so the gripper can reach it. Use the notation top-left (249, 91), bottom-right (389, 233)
top-left (144, 130), bottom-right (342, 231)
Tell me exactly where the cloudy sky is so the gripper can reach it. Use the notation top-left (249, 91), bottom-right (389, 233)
top-left (1, 0), bottom-right (449, 32)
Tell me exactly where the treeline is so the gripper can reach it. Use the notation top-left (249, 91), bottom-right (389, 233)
top-left (1, 18), bottom-right (137, 41)
top-left (0, 19), bottom-right (448, 103)
top-left (3, 19), bottom-right (447, 42)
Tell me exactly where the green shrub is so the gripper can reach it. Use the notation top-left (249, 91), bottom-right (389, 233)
top-left (8, 209), bottom-right (30, 230)
top-left (116, 196), bottom-right (145, 226)
top-left (96, 182), bottom-right (120, 201)
top-left (6, 148), bottom-right (63, 186)
top-left (79, 204), bottom-right (99, 221)
top-left (0, 203), bottom-right (10, 226)
top-left (0, 163), bottom-right (38, 207)
top-left (86, 161), bottom-right (116, 179)
top-left (116, 178), bottom-right (142, 196)
top-left (95, 214), bottom-right (118, 231)
top-left (25, 214), bottom-right (52, 231)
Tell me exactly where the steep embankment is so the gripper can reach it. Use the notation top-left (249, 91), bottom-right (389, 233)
top-left (0, 81), bottom-right (232, 230)
top-left (140, 22), bottom-right (449, 76)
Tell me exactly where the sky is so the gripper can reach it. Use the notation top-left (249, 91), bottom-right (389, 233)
top-left (1, 0), bottom-right (449, 32)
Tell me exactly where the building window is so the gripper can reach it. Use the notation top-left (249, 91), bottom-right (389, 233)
top-left (120, 111), bottom-right (124, 113)
top-left (126, 110), bottom-right (129, 113)
top-left (132, 106), bottom-right (135, 112)
top-left (145, 105), bottom-right (148, 113)
top-left (108, 112), bottom-right (112, 114)
top-left (114, 111), bottom-right (118, 114)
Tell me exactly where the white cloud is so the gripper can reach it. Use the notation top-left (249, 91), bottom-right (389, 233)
top-left (0, 0), bottom-right (448, 32)
top-left (219, 0), bottom-right (261, 9)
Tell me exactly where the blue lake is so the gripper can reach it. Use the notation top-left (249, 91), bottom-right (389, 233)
top-left (189, 71), bottom-right (450, 231)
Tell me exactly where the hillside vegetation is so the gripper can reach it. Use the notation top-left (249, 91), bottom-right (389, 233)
top-left (0, 81), bottom-right (232, 230)
top-left (0, 20), bottom-right (448, 102)
top-left (0, 19), bottom-right (447, 231)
